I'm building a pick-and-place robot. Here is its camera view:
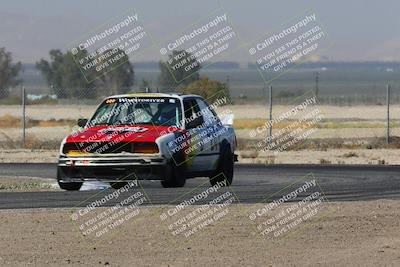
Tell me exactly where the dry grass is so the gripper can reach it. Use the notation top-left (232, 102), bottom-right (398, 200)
top-left (0, 114), bottom-right (20, 128)
top-left (236, 136), bottom-right (400, 151)
top-left (240, 151), bottom-right (259, 159)
top-left (35, 118), bottom-right (75, 127)
top-left (0, 177), bottom-right (56, 191)
top-left (233, 118), bottom-right (387, 130)
top-left (0, 115), bottom-right (75, 129)
top-left (319, 158), bottom-right (332, 164)
top-left (0, 134), bottom-right (61, 149)
top-left (0, 182), bottom-right (53, 191)
top-left (23, 135), bottom-right (60, 149)
top-left (341, 151), bottom-right (359, 158)
top-left (233, 119), bottom-right (315, 130)
top-left (320, 121), bottom-right (394, 129)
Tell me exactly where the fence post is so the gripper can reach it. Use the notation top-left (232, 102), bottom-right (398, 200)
top-left (386, 84), bottom-right (390, 145)
top-left (21, 86), bottom-right (26, 148)
top-left (315, 71), bottom-right (319, 99)
top-left (269, 85), bottom-right (273, 139)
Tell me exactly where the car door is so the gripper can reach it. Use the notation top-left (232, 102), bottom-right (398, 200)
top-left (194, 98), bottom-right (221, 171)
top-left (182, 98), bottom-right (209, 172)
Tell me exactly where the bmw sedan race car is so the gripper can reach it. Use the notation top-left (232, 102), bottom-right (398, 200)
top-left (57, 93), bottom-right (237, 190)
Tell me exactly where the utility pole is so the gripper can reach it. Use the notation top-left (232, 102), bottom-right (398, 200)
top-left (21, 86), bottom-right (26, 148)
top-left (386, 84), bottom-right (390, 145)
top-left (314, 71), bottom-right (319, 99)
top-left (226, 75), bottom-right (231, 100)
top-left (269, 85), bottom-right (273, 139)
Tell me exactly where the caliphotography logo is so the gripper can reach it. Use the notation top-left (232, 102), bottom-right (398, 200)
top-left (247, 173), bottom-right (330, 241)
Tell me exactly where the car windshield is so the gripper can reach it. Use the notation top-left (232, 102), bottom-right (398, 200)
top-left (88, 97), bottom-right (183, 127)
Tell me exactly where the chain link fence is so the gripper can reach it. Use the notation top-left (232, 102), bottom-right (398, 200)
top-left (1, 84), bottom-right (400, 152)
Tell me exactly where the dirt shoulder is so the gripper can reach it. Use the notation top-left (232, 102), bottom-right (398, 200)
top-left (0, 200), bottom-right (399, 266)
top-left (0, 149), bottom-right (58, 163)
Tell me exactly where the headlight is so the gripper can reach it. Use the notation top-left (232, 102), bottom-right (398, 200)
top-left (62, 142), bottom-right (88, 156)
top-left (59, 137), bottom-right (67, 155)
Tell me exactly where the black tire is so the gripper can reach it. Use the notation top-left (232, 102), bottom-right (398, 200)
top-left (109, 182), bottom-right (128, 189)
top-left (209, 146), bottom-right (234, 186)
top-left (161, 153), bottom-right (186, 188)
top-left (57, 168), bottom-right (83, 191)
top-left (58, 180), bottom-right (83, 191)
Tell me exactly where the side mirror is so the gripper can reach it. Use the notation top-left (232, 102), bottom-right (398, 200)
top-left (186, 117), bottom-right (203, 129)
top-left (77, 118), bottom-right (88, 128)
top-left (220, 113), bottom-right (234, 126)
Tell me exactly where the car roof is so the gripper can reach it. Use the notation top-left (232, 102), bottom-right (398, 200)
top-left (106, 92), bottom-right (202, 100)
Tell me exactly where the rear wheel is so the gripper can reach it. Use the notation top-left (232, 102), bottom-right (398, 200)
top-left (209, 146), bottom-right (234, 186)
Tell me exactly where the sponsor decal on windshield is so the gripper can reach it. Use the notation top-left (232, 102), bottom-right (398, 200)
top-left (118, 98), bottom-right (167, 103)
top-left (100, 127), bottom-right (149, 134)
top-left (104, 97), bottom-right (173, 104)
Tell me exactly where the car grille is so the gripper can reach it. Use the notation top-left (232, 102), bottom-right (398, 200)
top-left (63, 142), bottom-right (158, 154)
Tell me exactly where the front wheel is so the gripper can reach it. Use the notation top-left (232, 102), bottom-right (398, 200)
top-left (109, 182), bottom-right (128, 189)
top-left (161, 154), bottom-right (186, 188)
top-left (209, 147), bottom-right (234, 186)
top-left (57, 168), bottom-right (82, 191)
top-left (58, 180), bottom-right (83, 191)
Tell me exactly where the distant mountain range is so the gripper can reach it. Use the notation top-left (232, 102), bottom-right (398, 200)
top-left (22, 61), bottom-right (400, 72)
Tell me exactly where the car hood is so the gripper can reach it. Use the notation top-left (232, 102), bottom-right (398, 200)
top-left (66, 125), bottom-right (180, 143)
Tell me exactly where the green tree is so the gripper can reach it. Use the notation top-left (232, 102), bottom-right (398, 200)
top-left (95, 48), bottom-right (134, 96)
top-left (36, 49), bottom-right (93, 98)
top-left (0, 47), bottom-right (22, 98)
top-left (179, 77), bottom-right (230, 104)
top-left (37, 48), bottom-right (134, 98)
top-left (159, 50), bottom-right (200, 90)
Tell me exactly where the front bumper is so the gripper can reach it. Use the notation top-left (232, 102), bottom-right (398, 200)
top-left (58, 154), bottom-right (167, 182)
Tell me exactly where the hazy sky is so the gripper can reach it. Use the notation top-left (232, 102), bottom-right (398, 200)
top-left (1, 0), bottom-right (399, 63)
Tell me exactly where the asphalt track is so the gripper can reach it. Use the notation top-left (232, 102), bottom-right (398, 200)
top-left (0, 163), bottom-right (400, 209)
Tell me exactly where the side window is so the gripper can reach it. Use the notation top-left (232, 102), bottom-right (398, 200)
top-left (183, 99), bottom-right (194, 120)
top-left (183, 99), bottom-right (204, 128)
top-left (196, 98), bottom-right (219, 127)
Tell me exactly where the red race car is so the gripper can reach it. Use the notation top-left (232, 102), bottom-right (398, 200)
top-left (57, 93), bottom-right (237, 190)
